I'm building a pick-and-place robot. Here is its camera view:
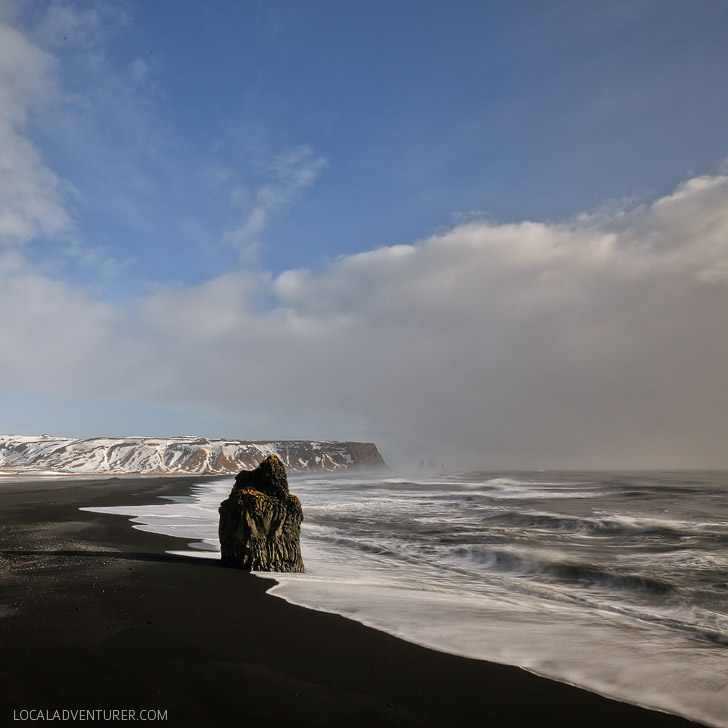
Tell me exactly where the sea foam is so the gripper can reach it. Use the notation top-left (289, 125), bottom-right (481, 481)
top-left (84, 470), bottom-right (728, 728)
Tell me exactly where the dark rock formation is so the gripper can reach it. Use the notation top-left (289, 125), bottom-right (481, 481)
top-left (218, 455), bottom-right (304, 572)
top-left (338, 441), bottom-right (389, 470)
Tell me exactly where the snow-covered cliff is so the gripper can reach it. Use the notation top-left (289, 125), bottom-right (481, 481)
top-left (0, 435), bottom-right (387, 476)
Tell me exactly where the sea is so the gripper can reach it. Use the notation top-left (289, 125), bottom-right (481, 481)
top-left (83, 470), bottom-right (728, 727)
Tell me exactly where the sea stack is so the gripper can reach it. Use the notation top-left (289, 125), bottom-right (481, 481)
top-left (218, 454), bottom-right (304, 572)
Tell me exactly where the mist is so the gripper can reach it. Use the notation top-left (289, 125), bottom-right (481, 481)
top-left (2, 171), bottom-right (728, 469)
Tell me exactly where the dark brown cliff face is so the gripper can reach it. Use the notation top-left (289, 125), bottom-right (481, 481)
top-left (339, 442), bottom-right (389, 470)
top-left (218, 455), bottom-right (304, 572)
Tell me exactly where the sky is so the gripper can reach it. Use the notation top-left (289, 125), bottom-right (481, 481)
top-left (1, 0), bottom-right (728, 469)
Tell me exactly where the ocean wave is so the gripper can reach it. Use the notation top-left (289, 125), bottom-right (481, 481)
top-left (303, 526), bottom-right (728, 648)
top-left (449, 545), bottom-right (675, 596)
top-left (478, 509), bottom-right (689, 539)
top-left (305, 522), bottom-right (675, 597)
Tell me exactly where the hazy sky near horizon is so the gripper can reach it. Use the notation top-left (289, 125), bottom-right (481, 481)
top-left (1, 0), bottom-right (728, 469)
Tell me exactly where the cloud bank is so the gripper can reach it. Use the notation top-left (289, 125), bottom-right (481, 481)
top-left (3, 163), bottom-right (728, 467)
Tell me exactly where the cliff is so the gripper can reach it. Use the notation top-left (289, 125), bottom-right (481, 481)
top-left (0, 435), bottom-right (388, 476)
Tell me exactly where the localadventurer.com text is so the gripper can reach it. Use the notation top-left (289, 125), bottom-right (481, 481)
top-left (13, 709), bottom-right (168, 722)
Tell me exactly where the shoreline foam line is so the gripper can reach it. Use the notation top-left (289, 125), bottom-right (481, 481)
top-left (80, 474), bottom-right (719, 727)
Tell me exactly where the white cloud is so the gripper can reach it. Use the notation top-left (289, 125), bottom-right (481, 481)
top-left (130, 58), bottom-right (148, 85)
top-left (223, 146), bottom-right (327, 254)
top-left (35, 0), bottom-right (129, 49)
top-left (0, 265), bottom-right (126, 390)
top-left (0, 20), bottom-right (70, 245)
top-left (11, 1), bottom-right (166, 266)
top-left (3, 167), bottom-right (728, 468)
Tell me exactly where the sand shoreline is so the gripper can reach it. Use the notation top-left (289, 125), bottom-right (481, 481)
top-left (1, 476), bottom-right (702, 727)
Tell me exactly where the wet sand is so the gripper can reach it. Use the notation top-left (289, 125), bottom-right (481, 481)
top-left (0, 476), bottom-right (702, 727)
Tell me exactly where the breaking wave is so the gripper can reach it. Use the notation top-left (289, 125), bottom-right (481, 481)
top-left (84, 469), bottom-right (728, 728)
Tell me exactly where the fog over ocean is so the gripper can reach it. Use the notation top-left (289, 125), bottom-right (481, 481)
top-left (86, 470), bottom-right (728, 727)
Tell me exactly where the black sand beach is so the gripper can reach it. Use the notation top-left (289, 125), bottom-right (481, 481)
top-left (0, 477), bottom-right (702, 727)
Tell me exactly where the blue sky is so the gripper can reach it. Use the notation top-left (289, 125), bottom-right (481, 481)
top-left (2, 0), bottom-right (728, 468)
